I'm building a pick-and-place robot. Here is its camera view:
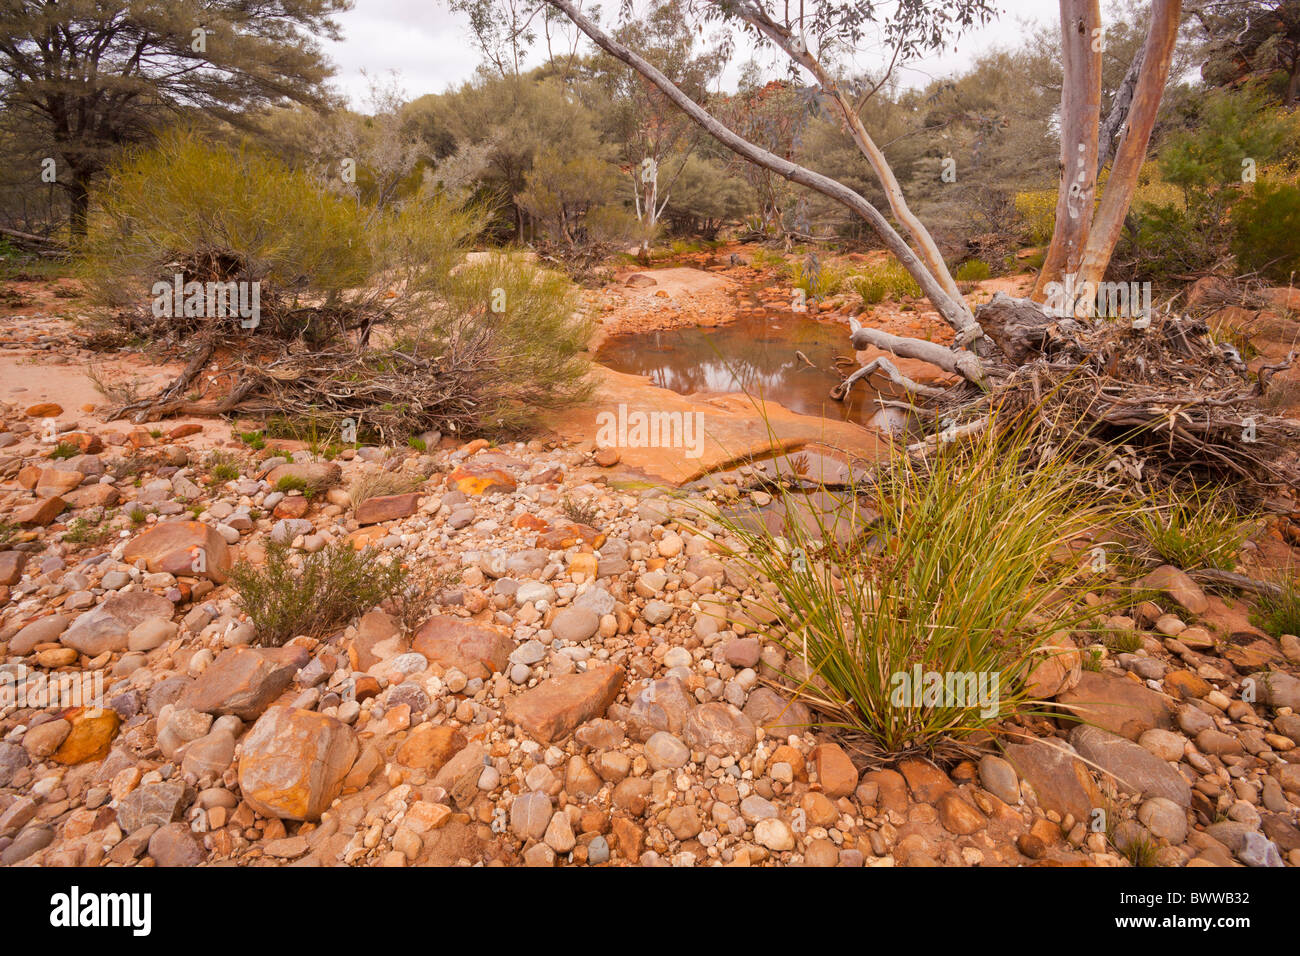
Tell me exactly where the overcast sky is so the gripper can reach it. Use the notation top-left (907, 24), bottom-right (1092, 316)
top-left (322, 0), bottom-right (1059, 108)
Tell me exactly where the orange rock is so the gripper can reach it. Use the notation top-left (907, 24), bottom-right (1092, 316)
top-left (25, 402), bottom-right (63, 418)
top-left (448, 463), bottom-right (516, 496)
top-left (52, 707), bottom-right (120, 765)
top-left (512, 514), bottom-right (550, 532)
top-left (354, 492), bottom-right (421, 525)
top-left (237, 707), bottom-right (359, 821)
top-left (395, 724), bottom-right (467, 772)
top-left (15, 495), bottom-right (67, 527)
top-left (537, 522), bottom-right (605, 550)
top-left (57, 432), bottom-right (103, 454)
top-left (273, 496), bottom-right (310, 519)
top-left (811, 742), bottom-right (860, 798)
top-left (122, 520), bottom-right (232, 583)
top-left (504, 666), bottom-right (625, 744)
top-left (168, 424), bottom-right (203, 439)
top-left (412, 616), bottom-right (513, 680)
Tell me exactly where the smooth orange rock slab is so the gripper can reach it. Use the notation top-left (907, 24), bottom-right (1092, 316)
top-left (168, 424), bottom-right (202, 439)
top-left (396, 724), bottom-right (467, 772)
top-left (811, 742), bottom-right (861, 798)
top-left (52, 707), bottom-right (120, 765)
top-left (355, 492), bottom-right (421, 525)
top-left (57, 432), bottom-right (103, 454)
top-left (34, 469), bottom-right (83, 496)
top-left (448, 463), bottom-right (517, 496)
top-left (412, 616), bottom-right (513, 680)
top-left (122, 520), bottom-right (232, 583)
top-left (543, 366), bottom-right (888, 486)
top-left (512, 514), bottom-right (550, 532)
top-left (25, 402), bottom-right (63, 418)
top-left (15, 495), bottom-right (66, 527)
top-left (505, 666), bottom-right (625, 744)
top-left (537, 523), bottom-right (606, 550)
top-left (237, 706), bottom-right (358, 821)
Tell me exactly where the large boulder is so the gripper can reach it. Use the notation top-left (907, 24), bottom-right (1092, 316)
top-left (180, 645), bottom-right (307, 720)
top-left (237, 707), bottom-right (358, 821)
top-left (412, 616), bottom-right (513, 680)
top-left (122, 520), bottom-right (232, 583)
top-left (1055, 671), bottom-right (1174, 741)
top-left (1004, 738), bottom-right (1103, 822)
top-left (505, 666), bottom-right (625, 744)
top-left (61, 591), bottom-right (175, 657)
top-left (1069, 724), bottom-right (1192, 807)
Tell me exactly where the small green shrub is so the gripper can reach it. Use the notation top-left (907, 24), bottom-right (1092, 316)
top-left (1251, 572), bottom-right (1300, 639)
top-left (229, 540), bottom-right (408, 647)
top-left (49, 442), bottom-right (78, 460)
top-left (705, 417), bottom-right (1115, 755)
top-left (275, 474), bottom-right (312, 497)
top-left (62, 515), bottom-right (112, 547)
top-left (1130, 487), bottom-right (1252, 571)
top-left (208, 453), bottom-right (241, 484)
top-left (791, 258), bottom-right (846, 300)
top-left (1232, 180), bottom-right (1300, 283)
top-left (954, 259), bottom-right (992, 282)
top-left (849, 257), bottom-right (923, 305)
top-left (560, 494), bottom-right (600, 527)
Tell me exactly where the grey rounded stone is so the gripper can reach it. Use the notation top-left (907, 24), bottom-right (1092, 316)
top-left (644, 731), bottom-right (689, 770)
top-left (551, 606), bottom-right (599, 643)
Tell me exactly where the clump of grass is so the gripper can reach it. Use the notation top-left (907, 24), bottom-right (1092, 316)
top-left (275, 474), bottom-right (313, 497)
top-left (61, 515), bottom-right (112, 547)
top-left (705, 415), bottom-right (1116, 756)
top-left (127, 505), bottom-right (148, 525)
top-left (0, 519), bottom-right (16, 548)
top-left (238, 430), bottom-right (267, 450)
top-left (954, 259), bottom-right (992, 282)
top-left (849, 257), bottom-right (922, 305)
top-left (229, 540), bottom-right (408, 647)
top-left (560, 494), bottom-right (600, 527)
top-left (1251, 571), bottom-right (1300, 639)
top-left (347, 470), bottom-right (420, 505)
top-left (1130, 486), bottom-right (1252, 571)
top-left (1104, 628), bottom-right (1144, 654)
top-left (407, 436), bottom-right (427, 452)
top-left (207, 451), bottom-right (242, 485)
top-left (49, 442), bottom-right (79, 460)
top-left (1082, 648), bottom-right (1104, 672)
top-left (749, 247), bottom-right (791, 277)
top-left (1119, 833), bottom-right (1159, 868)
top-left (791, 257), bottom-right (846, 301)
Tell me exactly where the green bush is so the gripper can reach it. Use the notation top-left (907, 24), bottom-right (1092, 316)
top-left (849, 257), bottom-right (922, 305)
top-left (1232, 181), bottom-right (1300, 283)
top-left (79, 131), bottom-right (593, 438)
top-left (1251, 573), bottom-right (1300, 639)
top-left (954, 259), bottom-right (992, 282)
top-left (791, 257), bottom-right (846, 300)
top-left (1130, 486), bottom-right (1253, 572)
top-left (230, 540), bottom-right (408, 646)
top-left (706, 418), bottom-right (1115, 755)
